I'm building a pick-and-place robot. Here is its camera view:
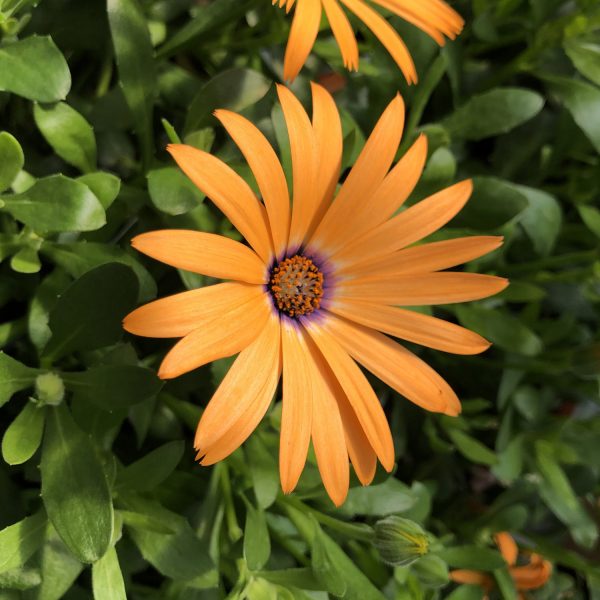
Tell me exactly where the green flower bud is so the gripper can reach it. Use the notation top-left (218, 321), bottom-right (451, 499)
top-left (35, 372), bottom-right (64, 406)
top-left (374, 516), bottom-right (429, 567)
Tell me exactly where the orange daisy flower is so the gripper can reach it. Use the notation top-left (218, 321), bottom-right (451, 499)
top-left (277, 0), bottom-right (464, 82)
top-left (123, 83), bottom-right (506, 506)
top-left (450, 533), bottom-right (553, 599)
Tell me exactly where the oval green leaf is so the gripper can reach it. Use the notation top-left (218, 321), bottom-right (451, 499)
top-left (0, 132), bottom-right (24, 193)
top-left (1, 401), bottom-right (46, 465)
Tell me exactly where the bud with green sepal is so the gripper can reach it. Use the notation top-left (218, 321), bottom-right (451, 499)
top-left (373, 516), bottom-right (430, 567)
top-left (35, 372), bottom-right (64, 406)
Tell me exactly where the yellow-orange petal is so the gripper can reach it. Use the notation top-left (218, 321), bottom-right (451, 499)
top-left (324, 315), bottom-right (461, 415)
top-left (510, 558), bottom-right (552, 590)
top-left (277, 85), bottom-right (319, 250)
top-left (280, 323), bottom-right (313, 494)
top-left (158, 293), bottom-right (271, 379)
top-left (131, 230), bottom-right (267, 284)
top-left (213, 110), bottom-right (290, 257)
top-left (336, 272), bottom-right (509, 305)
top-left (339, 0), bottom-right (417, 84)
top-left (305, 320), bottom-right (395, 470)
top-left (495, 532), bottom-right (518, 567)
top-left (321, 0), bottom-right (359, 70)
top-left (307, 82), bottom-right (343, 239)
top-left (341, 236), bottom-right (504, 278)
top-left (167, 144), bottom-right (272, 262)
top-left (306, 335), bottom-right (350, 506)
top-left (310, 93), bottom-right (405, 254)
top-left (330, 300), bottom-right (491, 355)
top-left (449, 569), bottom-right (493, 588)
top-left (332, 179), bottom-right (473, 267)
top-left (123, 282), bottom-right (262, 338)
top-left (282, 0), bottom-right (322, 82)
top-left (194, 315), bottom-right (281, 461)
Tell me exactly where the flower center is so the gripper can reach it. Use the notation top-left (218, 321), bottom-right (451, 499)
top-left (269, 255), bottom-right (324, 318)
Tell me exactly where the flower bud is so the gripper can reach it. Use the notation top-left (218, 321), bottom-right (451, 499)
top-left (373, 516), bottom-right (429, 566)
top-left (35, 372), bottom-right (64, 406)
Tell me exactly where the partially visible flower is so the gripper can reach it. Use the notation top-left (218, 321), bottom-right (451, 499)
top-left (123, 83), bottom-right (506, 506)
top-left (374, 516), bottom-right (429, 566)
top-left (450, 533), bottom-right (552, 599)
top-left (276, 0), bottom-right (464, 82)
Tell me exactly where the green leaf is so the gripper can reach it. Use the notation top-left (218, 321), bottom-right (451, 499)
top-left (77, 173), bottom-right (121, 210)
top-left (0, 566), bottom-right (41, 590)
top-left (92, 547), bottom-right (127, 600)
top-left (246, 434), bottom-right (279, 509)
top-left (244, 504), bottom-right (271, 571)
top-left (339, 478), bottom-right (418, 517)
top-left (437, 546), bottom-right (505, 571)
top-left (310, 520), bottom-right (347, 597)
top-left (147, 166), bottom-right (205, 215)
top-left (455, 306), bottom-right (543, 357)
top-left (40, 241), bottom-right (156, 302)
top-left (157, 0), bottom-right (252, 58)
top-left (62, 365), bottom-right (162, 411)
top-left (185, 68), bottom-right (272, 133)
top-left (493, 566), bottom-right (518, 600)
top-left (34, 102), bottom-right (97, 173)
top-left (447, 428), bottom-right (497, 466)
top-left (443, 88), bottom-right (544, 140)
top-left (107, 0), bottom-right (157, 167)
top-left (1, 175), bottom-right (105, 232)
top-left (1, 401), bottom-right (45, 465)
top-left (10, 246), bottom-right (41, 274)
top-left (535, 440), bottom-right (598, 549)
top-left (43, 263), bottom-right (138, 361)
top-left (412, 555), bottom-right (449, 588)
top-left (0, 132), bottom-right (24, 193)
top-left (116, 441), bottom-right (183, 492)
top-left (0, 511), bottom-right (46, 574)
top-left (0, 352), bottom-right (38, 407)
top-left (545, 76), bottom-right (600, 153)
top-left (564, 39), bottom-right (600, 87)
top-left (0, 35), bottom-right (71, 102)
top-left (578, 204), bottom-right (600, 238)
top-left (517, 185), bottom-right (562, 256)
top-left (445, 585), bottom-right (485, 600)
top-left (451, 177), bottom-right (528, 229)
top-left (41, 405), bottom-right (114, 563)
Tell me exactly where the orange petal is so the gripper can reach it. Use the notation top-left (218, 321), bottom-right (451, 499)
top-left (449, 570), bottom-right (493, 588)
top-left (330, 300), bottom-right (491, 355)
top-left (213, 110), bottom-right (290, 257)
top-left (283, 0), bottom-right (322, 82)
top-left (195, 315), bottom-right (282, 462)
top-left (510, 558), bottom-right (552, 590)
top-left (307, 82), bottom-right (343, 238)
top-left (310, 94), bottom-right (405, 254)
top-left (332, 179), bottom-right (473, 267)
top-left (339, 0), bottom-right (417, 84)
top-left (123, 282), bottom-right (263, 338)
top-left (340, 236), bottom-right (504, 278)
top-left (321, 0), bottom-right (359, 70)
top-left (158, 293), bottom-right (271, 379)
top-left (305, 320), bottom-right (395, 470)
top-left (131, 230), bottom-right (267, 284)
top-left (305, 335), bottom-right (350, 506)
top-left (336, 272), bottom-right (509, 305)
top-left (280, 323), bottom-right (314, 494)
top-left (495, 532), bottom-right (518, 566)
top-left (277, 85), bottom-right (319, 250)
top-left (323, 314), bottom-right (461, 415)
top-left (167, 144), bottom-right (272, 262)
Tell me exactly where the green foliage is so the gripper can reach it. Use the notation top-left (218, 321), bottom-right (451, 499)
top-left (0, 0), bottom-right (599, 598)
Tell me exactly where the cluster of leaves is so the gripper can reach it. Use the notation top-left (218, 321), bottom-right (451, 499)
top-left (0, 0), bottom-right (599, 598)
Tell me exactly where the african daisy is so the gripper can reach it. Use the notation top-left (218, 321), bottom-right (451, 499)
top-left (450, 533), bottom-right (552, 599)
top-left (123, 83), bottom-right (507, 506)
top-left (277, 0), bottom-right (464, 82)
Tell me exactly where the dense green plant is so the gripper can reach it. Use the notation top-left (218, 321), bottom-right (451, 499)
top-left (0, 0), bottom-right (599, 598)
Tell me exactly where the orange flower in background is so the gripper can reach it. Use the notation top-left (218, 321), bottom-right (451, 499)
top-left (276, 0), bottom-right (464, 82)
top-left (450, 533), bottom-right (552, 599)
top-left (123, 83), bottom-right (506, 505)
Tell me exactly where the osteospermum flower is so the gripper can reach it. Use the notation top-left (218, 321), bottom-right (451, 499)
top-left (450, 533), bottom-right (552, 599)
top-left (123, 83), bottom-right (507, 506)
top-left (277, 0), bottom-right (464, 82)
